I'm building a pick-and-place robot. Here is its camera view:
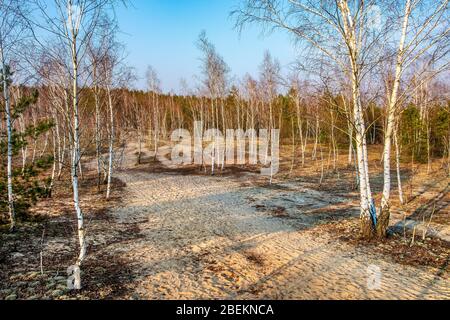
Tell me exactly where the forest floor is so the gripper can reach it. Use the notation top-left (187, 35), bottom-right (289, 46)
top-left (0, 141), bottom-right (449, 300)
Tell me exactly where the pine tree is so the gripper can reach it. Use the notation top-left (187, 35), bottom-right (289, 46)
top-left (1, 81), bottom-right (54, 227)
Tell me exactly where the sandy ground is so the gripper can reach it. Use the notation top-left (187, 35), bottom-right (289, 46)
top-left (82, 142), bottom-right (448, 300)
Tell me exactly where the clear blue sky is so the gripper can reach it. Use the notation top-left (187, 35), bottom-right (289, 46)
top-left (115, 0), bottom-right (297, 93)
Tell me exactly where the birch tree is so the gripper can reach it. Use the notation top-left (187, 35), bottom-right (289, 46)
top-left (234, 0), bottom-right (386, 237)
top-left (378, 0), bottom-right (450, 237)
top-left (29, 0), bottom-right (123, 288)
top-left (197, 31), bottom-right (230, 173)
top-left (87, 35), bottom-right (106, 188)
top-left (146, 65), bottom-right (161, 158)
top-left (87, 16), bottom-right (120, 194)
top-left (259, 51), bottom-right (280, 181)
top-left (101, 34), bottom-right (127, 200)
top-left (0, 0), bottom-right (31, 231)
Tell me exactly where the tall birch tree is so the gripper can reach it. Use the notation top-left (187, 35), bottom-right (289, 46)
top-left (378, 0), bottom-right (450, 237)
top-left (0, 0), bottom-right (30, 231)
top-left (29, 0), bottom-right (124, 288)
top-left (233, 0), bottom-right (386, 237)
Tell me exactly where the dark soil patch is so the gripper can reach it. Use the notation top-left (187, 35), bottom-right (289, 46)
top-left (242, 250), bottom-right (266, 267)
top-left (270, 206), bottom-right (289, 218)
top-left (129, 157), bottom-right (261, 177)
top-left (314, 216), bottom-right (449, 273)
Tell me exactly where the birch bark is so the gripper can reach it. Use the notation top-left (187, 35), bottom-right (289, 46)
top-left (106, 85), bottom-right (114, 199)
top-left (378, 0), bottom-right (411, 237)
top-left (0, 45), bottom-right (15, 231)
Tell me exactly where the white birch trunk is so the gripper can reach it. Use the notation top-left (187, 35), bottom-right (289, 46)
top-left (295, 94), bottom-right (307, 167)
top-left (39, 131), bottom-right (49, 159)
top-left (106, 86), bottom-right (114, 200)
top-left (48, 128), bottom-right (57, 197)
top-left (342, 95), bottom-right (353, 166)
top-left (1, 47), bottom-right (15, 231)
top-left (69, 12), bottom-right (86, 279)
top-left (379, 0), bottom-right (411, 236)
top-left (19, 117), bottom-right (28, 175)
top-left (394, 125), bottom-right (404, 205)
top-left (338, 0), bottom-right (374, 235)
top-left (353, 83), bottom-right (373, 223)
top-left (58, 126), bottom-right (66, 180)
top-left (94, 84), bottom-right (101, 188)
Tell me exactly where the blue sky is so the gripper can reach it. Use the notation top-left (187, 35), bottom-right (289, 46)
top-left (115, 0), bottom-right (297, 93)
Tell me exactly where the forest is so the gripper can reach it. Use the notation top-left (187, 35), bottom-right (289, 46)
top-left (0, 0), bottom-right (449, 301)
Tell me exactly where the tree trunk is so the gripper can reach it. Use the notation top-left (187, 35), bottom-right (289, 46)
top-left (137, 126), bottom-right (142, 164)
top-left (312, 110), bottom-right (319, 160)
top-left (352, 77), bottom-right (374, 238)
top-left (47, 128), bottom-right (57, 198)
top-left (94, 84), bottom-right (101, 189)
top-left (394, 125), bottom-right (404, 205)
top-left (379, 0), bottom-right (411, 238)
top-left (1, 52), bottom-right (15, 231)
top-left (71, 35), bottom-right (86, 286)
top-left (106, 86), bottom-right (114, 200)
top-left (19, 117), bottom-right (27, 175)
top-left (153, 93), bottom-right (159, 159)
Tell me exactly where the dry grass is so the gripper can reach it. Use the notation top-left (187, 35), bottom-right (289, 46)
top-left (0, 171), bottom-right (132, 300)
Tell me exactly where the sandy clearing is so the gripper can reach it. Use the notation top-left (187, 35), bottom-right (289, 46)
top-left (97, 143), bottom-right (449, 300)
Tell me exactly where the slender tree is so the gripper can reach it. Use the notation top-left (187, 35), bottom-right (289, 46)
top-left (29, 0), bottom-right (124, 288)
top-left (0, 0), bottom-right (31, 231)
top-left (233, 0), bottom-right (385, 237)
top-left (378, 0), bottom-right (450, 237)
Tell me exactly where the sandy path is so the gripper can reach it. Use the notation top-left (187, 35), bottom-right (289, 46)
top-left (104, 143), bottom-right (449, 300)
